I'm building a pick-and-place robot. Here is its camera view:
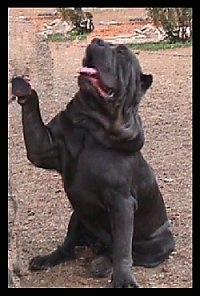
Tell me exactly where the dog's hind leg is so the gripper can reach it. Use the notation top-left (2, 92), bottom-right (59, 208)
top-left (29, 212), bottom-right (81, 270)
top-left (133, 221), bottom-right (175, 268)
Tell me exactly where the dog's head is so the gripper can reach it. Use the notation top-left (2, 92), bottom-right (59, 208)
top-left (78, 38), bottom-right (153, 109)
top-left (73, 38), bottom-right (153, 151)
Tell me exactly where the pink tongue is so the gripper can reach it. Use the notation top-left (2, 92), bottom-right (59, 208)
top-left (80, 67), bottom-right (98, 75)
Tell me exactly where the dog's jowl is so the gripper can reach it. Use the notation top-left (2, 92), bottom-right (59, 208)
top-left (13, 38), bottom-right (175, 288)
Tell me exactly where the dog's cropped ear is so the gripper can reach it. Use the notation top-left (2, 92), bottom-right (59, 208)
top-left (141, 74), bottom-right (153, 94)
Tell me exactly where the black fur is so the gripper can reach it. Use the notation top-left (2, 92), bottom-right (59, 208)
top-left (16, 38), bottom-right (175, 288)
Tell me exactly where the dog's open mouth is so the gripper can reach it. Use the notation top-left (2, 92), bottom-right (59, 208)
top-left (79, 67), bottom-right (114, 99)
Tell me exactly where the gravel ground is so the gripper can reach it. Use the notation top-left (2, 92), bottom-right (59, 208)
top-left (8, 8), bottom-right (192, 288)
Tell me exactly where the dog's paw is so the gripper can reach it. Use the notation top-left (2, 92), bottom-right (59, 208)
top-left (91, 255), bottom-right (112, 278)
top-left (29, 255), bottom-right (51, 271)
top-left (29, 247), bottom-right (76, 271)
top-left (11, 76), bottom-right (31, 98)
top-left (111, 269), bottom-right (140, 288)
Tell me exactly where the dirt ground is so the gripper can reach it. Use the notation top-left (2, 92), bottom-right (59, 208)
top-left (8, 8), bottom-right (192, 288)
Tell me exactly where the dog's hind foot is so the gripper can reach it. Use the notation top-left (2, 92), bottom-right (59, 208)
top-left (29, 246), bottom-right (76, 271)
top-left (90, 255), bottom-right (112, 278)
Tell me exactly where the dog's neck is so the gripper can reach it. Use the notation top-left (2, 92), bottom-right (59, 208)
top-left (65, 92), bottom-right (145, 153)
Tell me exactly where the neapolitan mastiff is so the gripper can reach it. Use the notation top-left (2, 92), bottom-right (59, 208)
top-left (12, 38), bottom-right (175, 288)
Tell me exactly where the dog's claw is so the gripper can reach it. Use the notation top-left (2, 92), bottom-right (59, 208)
top-left (111, 270), bottom-right (140, 288)
top-left (113, 281), bottom-right (140, 288)
top-left (29, 255), bottom-right (50, 271)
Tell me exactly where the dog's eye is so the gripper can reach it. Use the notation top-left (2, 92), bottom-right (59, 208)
top-left (116, 44), bottom-right (127, 54)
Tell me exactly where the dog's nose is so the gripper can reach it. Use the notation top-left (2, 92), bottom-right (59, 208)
top-left (91, 38), bottom-right (105, 46)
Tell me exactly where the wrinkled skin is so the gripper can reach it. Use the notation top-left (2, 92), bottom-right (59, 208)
top-left (15, 38), bottom-right (175, 288)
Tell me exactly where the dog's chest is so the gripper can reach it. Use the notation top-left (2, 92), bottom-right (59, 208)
top-left (70, 136), bottom-right (134, 191)
top-left (65, 138), bottom-right (133, 225)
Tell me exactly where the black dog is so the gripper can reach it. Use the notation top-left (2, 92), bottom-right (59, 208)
top-left (13, 38), bottom-right (175, 288)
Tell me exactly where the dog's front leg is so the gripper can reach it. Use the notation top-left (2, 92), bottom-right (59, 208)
top-left (107, 192), bottom-right (139, 288)
top-left (12, 76), bottom-right (61, 171)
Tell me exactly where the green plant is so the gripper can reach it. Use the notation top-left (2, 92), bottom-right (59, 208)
top-left (47, 31), bottom-right (88, 42)
top-left (66, 31), bottom-right (88, 41)
top-left (146, 8), bottom-right (192, 43)
top-left (47, 32), bottom-right (66, 42)
top-left (128, 40), bottom-right (192, 51)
